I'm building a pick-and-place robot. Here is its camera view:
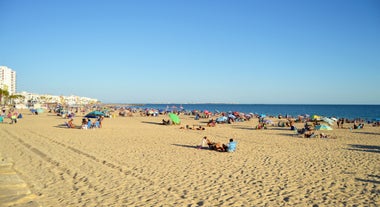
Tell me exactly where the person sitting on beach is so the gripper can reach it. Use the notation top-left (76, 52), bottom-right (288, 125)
top-left (97, 116), bottom-right (104, 128)
top-left (224, 138), bottom-right (237, 152)
top-left (207, 119), bottom-right (216, 127)
top-left (304, 122), bottom-right (313, 131)
top-left (162, 119), bottom-right (172, 125)
top-left (68, 118), bottom-right (75, 128)
top-left (198, 136), bottom-right (208, 149)
top-left (297, 128), bottom-right (306, 135)
top-left (353, 123), bottom-right (364, 129)
top-left (81, 118), bottom-right (88, 129)
top-left (87, 119), bottom-right (93, 129)
top-left (320, 133), bottom-right (329, 138)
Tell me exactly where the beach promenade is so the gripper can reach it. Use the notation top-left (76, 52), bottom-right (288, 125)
top-left (0, 110), bottom-right (379, 206)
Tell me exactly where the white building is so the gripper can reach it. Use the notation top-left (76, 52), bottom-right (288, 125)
top-left (15, 91), bottom-right (98, 108)
top-left (0, 66), bottom-right (17, 95)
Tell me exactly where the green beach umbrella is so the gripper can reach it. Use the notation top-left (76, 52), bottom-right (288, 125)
top-left (168, 113), bottom-right (180, 125)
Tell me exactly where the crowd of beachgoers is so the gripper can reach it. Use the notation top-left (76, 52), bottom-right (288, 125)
top-left (3, 104), bottom-right (380, 129)
top-left (16, 104), bottom-right (372, 141)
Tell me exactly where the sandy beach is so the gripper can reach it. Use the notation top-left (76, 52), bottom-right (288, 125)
top-left (0, 110), bottom-right (379, 206)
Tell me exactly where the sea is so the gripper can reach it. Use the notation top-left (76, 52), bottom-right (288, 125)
top-left (133, 104), bottom-right (380, 121)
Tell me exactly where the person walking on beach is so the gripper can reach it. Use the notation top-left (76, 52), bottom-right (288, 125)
top-left (337, 119), bottom-right (340, 128)
top-left (340, 118), bottom-right (344, 128)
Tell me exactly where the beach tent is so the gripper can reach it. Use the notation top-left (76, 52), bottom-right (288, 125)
top-left (168, 113), bottom-right (180, 125)
top-left (315, 125), bottom-right (333, 130)
top-left (85, 111), bottom-right (105, 118)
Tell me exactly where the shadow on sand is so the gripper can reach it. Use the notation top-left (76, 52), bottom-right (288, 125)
top-left (172, 144), bottom-right (213, 151)
top-left (355, 175), bottom-right (380, 184)
top-left (347, 144), bottom-right (380, 153)
top-left (141, 121), bottom-right (164, 126)
top-left (352, 131), bottom-right (380, 136)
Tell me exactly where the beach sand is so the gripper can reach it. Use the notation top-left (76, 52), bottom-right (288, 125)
top-left (0, 110), bottom-right (379, 206)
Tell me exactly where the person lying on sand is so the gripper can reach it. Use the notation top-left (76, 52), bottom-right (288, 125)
top-left (304, 131), bottom-right (316, 138)
top-left (205, 137), bottom-right (225, 151)
top-left (319, 133), bottom-right (337, 139)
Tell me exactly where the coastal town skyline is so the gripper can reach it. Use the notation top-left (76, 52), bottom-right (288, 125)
top-left (1, 0), bottom-right (379, 104)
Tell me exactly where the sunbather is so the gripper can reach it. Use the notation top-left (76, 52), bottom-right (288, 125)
top-left (68, 119), bottom-right (75, 128)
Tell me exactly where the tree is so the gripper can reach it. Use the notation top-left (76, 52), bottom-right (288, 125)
top-left (9, 94), bottom-right (25, 105)
top-left (0, 88), bottom-right (9, 106)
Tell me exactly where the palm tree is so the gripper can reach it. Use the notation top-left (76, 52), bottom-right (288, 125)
top-left (0, 88), bottom-right (9, 106)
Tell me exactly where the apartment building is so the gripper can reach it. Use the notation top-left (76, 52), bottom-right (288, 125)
top-left (0, 66), bottom-right (17, 95)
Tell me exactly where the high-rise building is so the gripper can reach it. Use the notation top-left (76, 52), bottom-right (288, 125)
top-left (0, 66), bottom-right (17, 95)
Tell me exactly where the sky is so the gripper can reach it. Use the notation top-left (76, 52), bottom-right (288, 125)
top-left (0, 0), bottom-right (379, 104)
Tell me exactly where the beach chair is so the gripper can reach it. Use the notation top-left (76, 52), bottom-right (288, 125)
top-left (0, 116), bottom-right (3, 123)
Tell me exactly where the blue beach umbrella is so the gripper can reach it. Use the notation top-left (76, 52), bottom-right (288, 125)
top-left (85, 111), bottom-right (105, 118)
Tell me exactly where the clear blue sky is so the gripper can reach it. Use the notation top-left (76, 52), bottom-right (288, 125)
top-left (1, 0), bottom-right (379, 104)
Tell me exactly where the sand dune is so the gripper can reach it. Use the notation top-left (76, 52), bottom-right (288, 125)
top-left (0, 111), bottom-right (379, 206)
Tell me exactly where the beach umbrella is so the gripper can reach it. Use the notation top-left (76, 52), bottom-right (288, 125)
top-left (260, 114), bottom-right (266, 118)
top-left (315, 125), bottom-right (333, 130)
top-left (228, 114), bottom-right (236, 119)
top-left (168, 113), bottom-right (180, 124)
top-left (322, 117), bottom-right (334, 126)
top-left (311, 115), bottom-right (321, 121)
top-left (85, 110), bottom-right (105, 118)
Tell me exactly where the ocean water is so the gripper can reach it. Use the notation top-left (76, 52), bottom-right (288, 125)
top-left (138, 104), bottom-right (380, 120)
